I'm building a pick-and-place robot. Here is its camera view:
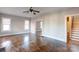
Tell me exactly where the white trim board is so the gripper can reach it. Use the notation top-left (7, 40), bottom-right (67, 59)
top-left (42, 35), bottom-right (66, 43)
top-left (0, 32), bottom-right (28, 37)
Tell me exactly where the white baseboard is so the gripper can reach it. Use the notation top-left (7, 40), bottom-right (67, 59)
top-left (0, 32), bottom-right (28, 37)
top-left (42, 34), bottom-right (66, 43)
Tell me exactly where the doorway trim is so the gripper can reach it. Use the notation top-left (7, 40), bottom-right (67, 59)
top-left (65, 13), bottom-right (79, 47)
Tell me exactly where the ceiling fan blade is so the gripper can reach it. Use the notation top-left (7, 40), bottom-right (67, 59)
top-left (33, 10), bottom-right (40, 13)
top-left (23, 11), bottom-right (29, 13)
top-left (37, 11), bottom-right (40, 13)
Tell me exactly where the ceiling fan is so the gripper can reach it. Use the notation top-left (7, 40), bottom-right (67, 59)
top-left (23, 7), bottom-right (40, 15)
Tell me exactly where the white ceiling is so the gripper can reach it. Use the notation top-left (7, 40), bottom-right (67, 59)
top-left (0, 7), bottom-right (73, 18)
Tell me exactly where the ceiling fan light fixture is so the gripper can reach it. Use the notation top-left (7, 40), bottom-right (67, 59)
top-left (23, 7), bottom-right (40, 15)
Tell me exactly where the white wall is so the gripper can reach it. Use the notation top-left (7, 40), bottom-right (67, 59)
top-left (0, 14), bottom-right (29, 36)
top-left (34, 8), bottom-right (79, 42)
top-left (41, 12), bottom-right (66, 42)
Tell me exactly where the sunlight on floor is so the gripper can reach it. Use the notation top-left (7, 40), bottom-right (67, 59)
top-left (1, 40), bottom-right (12, 51)
top-left (22, 35), bottom-right (29, 48)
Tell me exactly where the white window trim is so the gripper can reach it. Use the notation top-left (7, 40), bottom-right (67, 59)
top-left (1, 17), bottom-right (11, 32)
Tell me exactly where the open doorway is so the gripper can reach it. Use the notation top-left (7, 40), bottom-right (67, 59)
top-left (66, 15), bottom-right (79, 48)
top-left (36, 21), bottom-right (43, 37)
top-left (35, 20), bottom-right (43, 46)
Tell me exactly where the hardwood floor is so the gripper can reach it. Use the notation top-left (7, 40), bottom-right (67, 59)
top-left (0, 33), bottom-right (78, 52)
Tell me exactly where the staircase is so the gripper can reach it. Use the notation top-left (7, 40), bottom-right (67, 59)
top-left (71, 16), bottom-right (79, 41)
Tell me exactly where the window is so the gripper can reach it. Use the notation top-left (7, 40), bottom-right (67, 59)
top-left (24, 20), bottom-right (29, 30)
top-left (2, 18), bottom-right (11, 31)
top-left (40, 21), bottom-right (43, 29)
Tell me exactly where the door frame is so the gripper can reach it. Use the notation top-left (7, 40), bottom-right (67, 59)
top-left (65, 16), bottom-right (72, 47)
top-left (65, 13), bottom-right (79, 47)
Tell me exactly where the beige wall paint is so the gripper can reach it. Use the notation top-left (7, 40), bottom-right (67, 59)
top-left (0, 14), bottom-right (29, 36)
top-left (33, 8), bottom-right (79, 42)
